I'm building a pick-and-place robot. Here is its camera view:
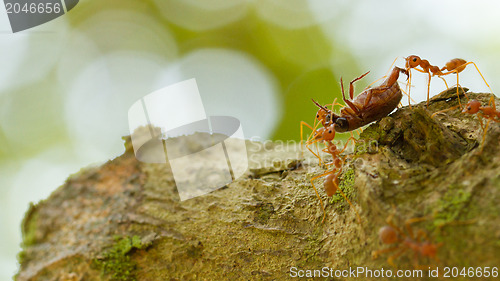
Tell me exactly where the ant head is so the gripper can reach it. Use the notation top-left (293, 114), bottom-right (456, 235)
top-left (378, 226), bottom-right (398, 244)
top-left (405, 55), bottom-right (421, 69)
top-left (312, 99), bottom-right (338, 126)
top-left (462, 100), bottom-right (481, 114)
top-left (334, 117), bottom-right (349, 132)
top-left (316, 108), bottom-right (328, 121)
top-left (420, 242), bottom-right (441, 258)
top-left (322, 124), bottom-right (336, 141)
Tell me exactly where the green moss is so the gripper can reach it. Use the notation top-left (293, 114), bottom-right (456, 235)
top-left (359, 124), bottom-right (383, 141)
top-left (21, 203), bottom-right (38, 248)
top-left (17, 203), bottom-right (39, 267)
top-left (301, 229), bottom-right (322, 265)
top-left (254, 202), bottom-right (275, 224)
top-left (356, 125), bottom-right (384, 154)
top-left (94, 235), bottom-right (151, 281)
top-left (434, 184), bottom-right (472, 227)
top-left (329, 168), bottom-right (356, 212)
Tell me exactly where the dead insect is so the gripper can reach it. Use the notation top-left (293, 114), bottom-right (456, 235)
top-left (313, 66), bottom-right (408, 133)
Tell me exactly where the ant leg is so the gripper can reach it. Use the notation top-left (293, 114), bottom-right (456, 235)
top-left (300, 121), bottom-right (314, 148)
top-left (454, 73), bottom-right (468, 108)
top-left (468, 61), bottom-right (494, 94)
top-left (430, 104), bottom-right (460, 118)
top-left (383, 205), bottom-right (407, 236)
top-left (354, 127), bottom-right (364, 137)
top-left (367, 57), bottom-right (399, 88)
top-left (479, 118), bottom-right (491, 153)
top-left (408, 67), bottom-right (434, 107)
top-left (371, 246), bottom-right (399, 259)
top-left (488, 98), bottom-right (500, 121)
top-left (307, 139), bottom-right (325, 166)
top-left (439, 72), bottom-right (467, 109)
top-left (400, 87), bottom-right (416, 106)
top-left (488, 96), bottom-right (497, 112)
top-left (300, 121), bottom-right (325, 165)
top-left (407, 71), bottom-right (413, 108)
top-left (415, 229), bottom-right (429, 242)
top-left (442, 61), bottom-right (494, 95)
top-left (300, 121), bottom-right (317, 151)
top-left (342, 133), bottom-right (358, 153)
top-left (404, 216), bottom-right (431, 240)
top-left (387, 247), bottom-right (408, 268)
top-left (427, 72), bottom-right (432, 107)
top-left (326, 97), bottom-right (343, 112)
top-left (437, 75), bottom-right (449, 89)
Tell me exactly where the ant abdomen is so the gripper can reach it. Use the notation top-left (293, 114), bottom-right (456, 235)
top-left (378, 226), bottom-right (398, 244)
top-left (323, 173), bottom-right (339, 197)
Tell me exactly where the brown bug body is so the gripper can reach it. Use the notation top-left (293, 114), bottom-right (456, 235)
top-left (314, 66), bottom-right (408, 133)
top-left (337, 69), bottom-right (404, 132)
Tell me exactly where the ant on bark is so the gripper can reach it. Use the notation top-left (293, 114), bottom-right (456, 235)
top-left (300, 99), bottom-right (345, 165)
top-left (372, 212), bottom-right (442, 268)
top-left (404, 55), bottom-right (493, 108)
top-left (307, 124), bottom-right (360, 223)
top-left (462, 97), bottom-right (500, 152)
top-left (301, 67), bottom-right (408, 222)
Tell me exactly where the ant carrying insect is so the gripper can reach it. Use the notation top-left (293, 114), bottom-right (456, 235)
top-left (404, 55), bottom-right (493, 108)
top-left (462, 96), bottom-right (500, 152)
top-left (302, 66), bottom-right (408, 223)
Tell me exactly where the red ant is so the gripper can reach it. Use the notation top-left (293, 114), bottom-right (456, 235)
top-left (306, 123), bottom-right (360, 223)
top-left (372, 212), bottom-right (442, 268)
top-left (405, 55), bottom-right (493, 108)
top-left (462, 96), bottom-right (500, 152)
top-left (300, 99), bottom-right (344, 165)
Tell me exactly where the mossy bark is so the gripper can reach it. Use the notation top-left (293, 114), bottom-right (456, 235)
top-left (17, 89), bottom-right (500, 281)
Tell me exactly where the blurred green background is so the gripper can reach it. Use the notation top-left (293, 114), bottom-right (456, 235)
top-left (1, 0), bottom-right (500, 278)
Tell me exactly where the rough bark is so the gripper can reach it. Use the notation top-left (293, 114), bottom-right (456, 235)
top-left (16, 88), bottom-right (500, 281)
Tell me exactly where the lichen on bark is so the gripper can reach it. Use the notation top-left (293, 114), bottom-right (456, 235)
top-left (16, 88), bottom-right (500, 281)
